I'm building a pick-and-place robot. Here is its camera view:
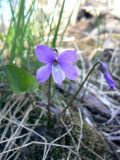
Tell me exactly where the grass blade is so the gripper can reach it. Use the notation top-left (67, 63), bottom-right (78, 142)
top-left (51, 0), bottom-right (65, 48)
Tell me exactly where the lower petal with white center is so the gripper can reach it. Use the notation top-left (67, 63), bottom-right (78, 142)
top-left (52, 64), bottom-right (65, 85)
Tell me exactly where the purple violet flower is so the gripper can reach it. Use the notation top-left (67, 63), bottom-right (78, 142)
top-left (35, 45), bottom-right (78, 85)
top-left (99, 61), bottom-right (116, 90)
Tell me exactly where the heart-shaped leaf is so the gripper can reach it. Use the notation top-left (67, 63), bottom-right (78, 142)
top-left (6, 64), bottom-right (38, 93)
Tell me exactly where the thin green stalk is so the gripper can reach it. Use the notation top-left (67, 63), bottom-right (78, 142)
top-left (59, 0), bottom-right (79, 48)
top-left (9, 0), bottom-right (35, 64)
top-left (46, 0), bottom-right (58, 45)
top-left (22, 0), bottom-right (35, 36)
top-left (51, 0), bottom-right (65, 48)
top-left (63, 62), bottom-right (100, 112)
top-left (18, 0), bottom-right (35, 59)
top-left (9, 0), bottom-right (25, 63)
top-left (9, 0), bottom-right (16, 24)
top-left (47, 76), bottom-right (52, 128)
top-left (0, 20), bottom-right (12, 55)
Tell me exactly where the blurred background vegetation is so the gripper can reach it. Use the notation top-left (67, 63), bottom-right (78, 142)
top-left (0, 0), bottom-right (120, 159)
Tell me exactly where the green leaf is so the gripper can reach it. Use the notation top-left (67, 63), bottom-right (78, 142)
top-left (6, 64), bottom-right (38, 93)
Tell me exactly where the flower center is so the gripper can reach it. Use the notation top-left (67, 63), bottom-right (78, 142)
top-left (52, 48), bottom-right (58, 53)
top-left (53, 59), bottom-right (58, 66)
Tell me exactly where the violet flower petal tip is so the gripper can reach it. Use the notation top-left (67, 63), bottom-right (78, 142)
top-left (35, 45), bottom-right (55, 63)
top-left (99, 61), bottom-right (116, 90)
top-left (59, 63), bottom-right (78, 80)
top-left (104, 73), bottom-right (116, 90)
top-left (36, 64), bottom-right (52, 83)
top-left (58, 50), bottom-right (77, 63)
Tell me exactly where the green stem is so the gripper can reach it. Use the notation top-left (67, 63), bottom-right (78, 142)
top-left (63, 62), bottom-right (100, 113)
top-left (47, 76), bottom-right (52, 128)
top-left (51, 0), bottom-right (65, 48)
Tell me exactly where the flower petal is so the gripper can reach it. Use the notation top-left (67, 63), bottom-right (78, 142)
top-left (59, 63), bottom-right (78, 80)
top-left (99, 61), bottom-right (116, 90)
top-left (52, 64), bottom-right (65, 85)
top-left (35, 45), bottom-right (55, 63)
top-left (58, 50), bottom-right (77, 63)
top-left (104, 73), bottom-right (116, 90)
top-left (36, 64), bottom-right (52, 83)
